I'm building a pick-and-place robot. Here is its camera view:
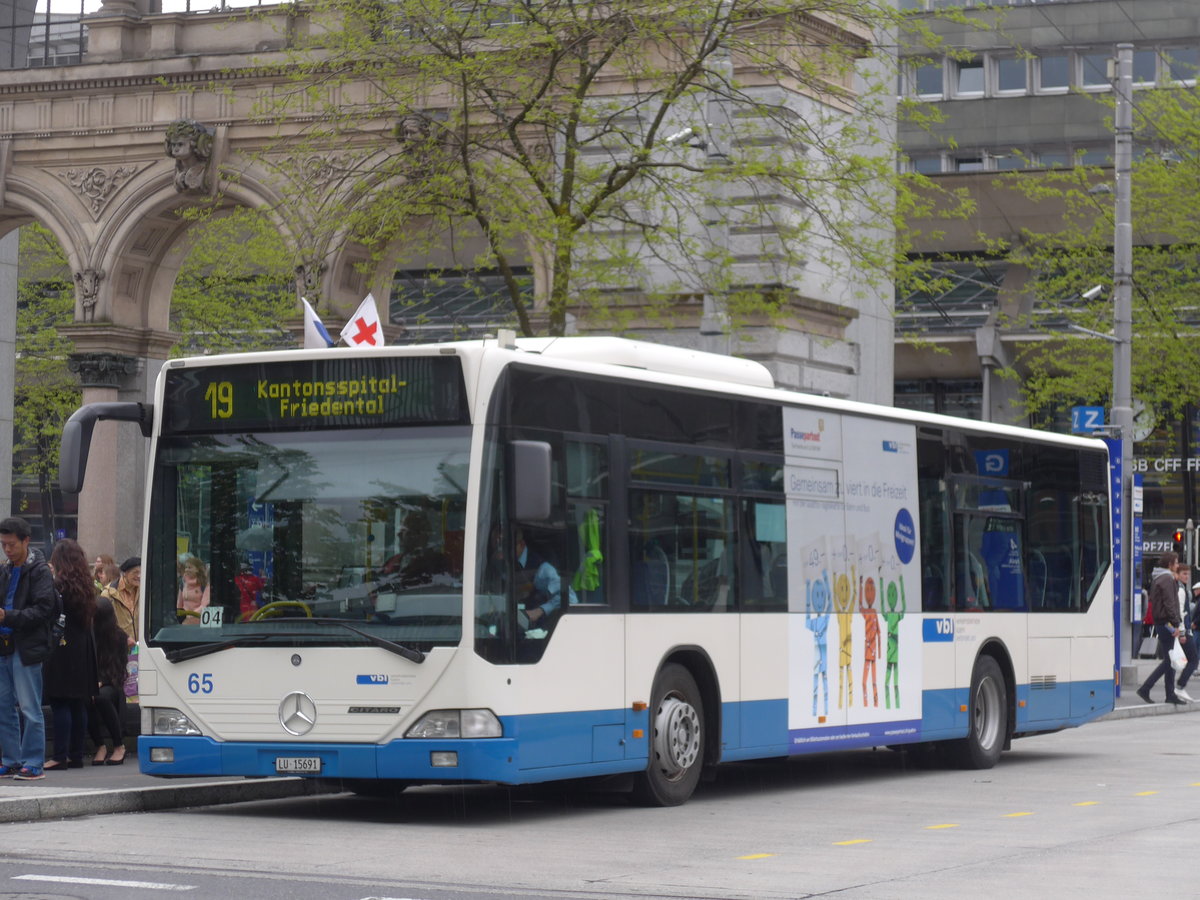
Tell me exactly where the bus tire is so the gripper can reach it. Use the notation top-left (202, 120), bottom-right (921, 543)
top-left (631, 663), bottom-right (704, 807)
top-left (949, 655), bottom-right (1006, 769)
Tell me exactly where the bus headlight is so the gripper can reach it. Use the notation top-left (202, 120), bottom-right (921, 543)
top-left (405, 709), bottom-right (502, 739)
top-left (150, 708), bottom-right (203, 736)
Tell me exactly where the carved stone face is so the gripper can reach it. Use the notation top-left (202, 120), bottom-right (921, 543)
top-left (75, 268), bottom-right (102, 299)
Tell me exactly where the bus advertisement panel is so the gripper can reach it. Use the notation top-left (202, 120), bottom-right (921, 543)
top-left (785, 409), bottom-right (923, 752)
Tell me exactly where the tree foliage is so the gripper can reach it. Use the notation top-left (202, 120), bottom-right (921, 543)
top-left (169, 206), bottom-right (298, 355)
top-left (251, 0), bottom-right (930, 336)
top-left (975, 83), bottom-right (1200, 426)
top-left (12, 223), bottom-right (79, 533)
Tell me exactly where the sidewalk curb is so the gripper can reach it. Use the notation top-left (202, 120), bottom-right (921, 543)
top-left (0, 776), bottom-right (337, 824)
top-left (1101, 697), bottom-right (1200, 722)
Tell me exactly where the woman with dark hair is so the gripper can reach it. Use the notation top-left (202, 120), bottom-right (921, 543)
top-left (44, 539), bottom-right (98, 770)
top-left (88, 596), bottom-right (128, 765)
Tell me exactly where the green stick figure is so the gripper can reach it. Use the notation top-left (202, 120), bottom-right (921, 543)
top-left (881, 570), bottom-right (906, 709)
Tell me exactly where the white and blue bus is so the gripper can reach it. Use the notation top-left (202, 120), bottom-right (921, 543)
top-left (61, 336), bottom-right (1114, 805)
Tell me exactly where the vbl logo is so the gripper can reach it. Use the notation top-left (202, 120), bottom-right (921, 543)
top-left (923, 617), bottom-right (955, 642)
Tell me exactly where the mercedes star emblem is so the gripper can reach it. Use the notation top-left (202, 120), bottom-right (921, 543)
top-left (278, 691), bottom-right (317, 736)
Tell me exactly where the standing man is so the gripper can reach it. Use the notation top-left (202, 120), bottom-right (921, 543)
top-left (0, 517), bottom-right (58, 779)
top-left (1137, 551), bottom-right (1188, 706)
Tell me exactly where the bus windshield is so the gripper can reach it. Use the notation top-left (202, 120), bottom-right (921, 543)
top-left (145, 426), bottom-right (470, 651)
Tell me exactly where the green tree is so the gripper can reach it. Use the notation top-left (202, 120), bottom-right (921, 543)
top-left (968, 83), bottom-right (1200, 427)
top-left (12, 223), bottom-right (79, 541)
top-left (248, 0), bottom-right (931, 337)
top-left (169, 206), bottom-right (298, 355)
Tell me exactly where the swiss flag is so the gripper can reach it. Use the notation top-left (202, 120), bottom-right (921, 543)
top-left (340, 293), bottom-right (384, 349)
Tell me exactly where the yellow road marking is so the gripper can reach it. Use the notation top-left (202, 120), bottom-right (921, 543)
top-left (926, 824), bottom-right (959, 830)
top-left (833, 839), bottom-right (872, 846)
top-left (1002, 812), bottom-right (1033, 818)
top-left (1074, 801), bottom-right (1100, 806)
top-left (1134, 791), bottom-right (1159, 797)
top-left (737, 854), bottom-right (775, 860)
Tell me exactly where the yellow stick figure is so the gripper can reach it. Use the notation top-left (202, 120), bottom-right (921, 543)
top-left (833, 565), bottom-right (854, 709)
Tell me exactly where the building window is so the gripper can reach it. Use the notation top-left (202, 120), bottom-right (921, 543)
top-left (1079, 52), bottom-right (1111, 90)
top-left (894, 380), bottom-right (983, 420)
top-left (910, 155), bottom-right (943, 174)
top-left (995, 56), bottom-right (1027, 94)
top-left (915, 62), bottom-right (943, 98)
top-left (1036, 151), bottom-right (1071, 169)
top-left (954, 58), bottom-right (984, 97)
top-left (993, 153), bottom-right (1026, 171)
top-left (1133, 50), bottom-right (1158, 85)
top-left (1166, 46), bottom-right (1199, 83)
top-left (1075, 147), bottom-right (1110, 167)
top-left (1037, 54), bottom-right (1070, 92)
top-left (954, 156), bottom-right (984, 172)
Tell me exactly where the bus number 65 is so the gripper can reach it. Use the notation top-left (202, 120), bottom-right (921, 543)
top-left (188, 673), bottom-right (214, 694)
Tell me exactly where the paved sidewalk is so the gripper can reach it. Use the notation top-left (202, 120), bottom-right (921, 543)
top-left (0, 656), bottom-right (1184, 825)
top-left (0, 762), bottom-right (337, 823)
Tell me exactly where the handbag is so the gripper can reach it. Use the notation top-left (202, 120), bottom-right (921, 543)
top-left (1169, 637), bottom-right (1187, 674)
top-left (123, 644), bottom-right (139, 698)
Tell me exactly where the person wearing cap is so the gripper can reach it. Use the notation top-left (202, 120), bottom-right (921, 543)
top-left (101, 557), bottom-right (140, 650)
top-left (0, 516), bottom-right (58, 780)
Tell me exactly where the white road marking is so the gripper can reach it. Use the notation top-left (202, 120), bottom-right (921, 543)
top-left (15, 873), bottom-right (196, 891)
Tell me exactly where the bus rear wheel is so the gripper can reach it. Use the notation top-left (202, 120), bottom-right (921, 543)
top-left (631, 663), bottom-right (704, 807)
top-left (948, 655), bottom-right (1007, 769)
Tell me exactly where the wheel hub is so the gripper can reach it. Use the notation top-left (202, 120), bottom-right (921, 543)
top-left (653, 695), bottom-right (701, 778)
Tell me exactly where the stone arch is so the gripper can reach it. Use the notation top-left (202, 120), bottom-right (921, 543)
top-left (91, 163), bottom-right (299, 332)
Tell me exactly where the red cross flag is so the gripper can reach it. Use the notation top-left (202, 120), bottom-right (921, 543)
top-left (339, 293), bottom-right (384, 350)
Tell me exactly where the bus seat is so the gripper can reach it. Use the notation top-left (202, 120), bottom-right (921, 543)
top-left (631, 542), bottom-right (670, 607)
top-left (1029, 549), bottom-right (1047, 609)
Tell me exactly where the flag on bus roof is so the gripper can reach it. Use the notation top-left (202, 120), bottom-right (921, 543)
top-left (301, 298), bottom-right (335, 349)
top-left (340, 293), bottom-right (384, 350)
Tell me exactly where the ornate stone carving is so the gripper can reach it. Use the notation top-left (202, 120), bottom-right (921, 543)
top-left (68, 351), bottom-right (137, 388)
top-left (286, 154), bottom-right (357, 191)
top-left (294, 260), bottom-right (327, 302)
top-left (58, 165), bottom-right (141, 219)
top-left (165, 119), bottom-right (216, 193)
top-left (74, 267), bottom-right (104, 321)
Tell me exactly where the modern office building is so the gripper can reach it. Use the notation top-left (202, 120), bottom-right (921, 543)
top-left (895, 0), bottom-right (1200, 563)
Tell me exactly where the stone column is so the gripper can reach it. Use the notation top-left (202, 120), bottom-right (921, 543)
top-left (67, 352), bottom-right (138, 560)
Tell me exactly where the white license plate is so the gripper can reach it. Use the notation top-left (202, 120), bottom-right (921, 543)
top-left (275, 756), bottom-right (322, 774)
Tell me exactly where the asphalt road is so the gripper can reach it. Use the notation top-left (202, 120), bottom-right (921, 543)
top-left (0, 707), bottom-right (1191, 900)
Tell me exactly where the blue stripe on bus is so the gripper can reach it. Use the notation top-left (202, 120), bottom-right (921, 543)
top-left (137, 680), bottom-right (1114, 782)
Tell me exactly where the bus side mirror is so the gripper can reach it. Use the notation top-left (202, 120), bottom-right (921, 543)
top-left (510, 440), bottom-right (551, 522)
top-left (59, 402), bottom-right (154, 494)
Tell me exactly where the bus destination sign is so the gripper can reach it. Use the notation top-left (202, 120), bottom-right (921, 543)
top-left (162, 355), bottom-right (469, 434)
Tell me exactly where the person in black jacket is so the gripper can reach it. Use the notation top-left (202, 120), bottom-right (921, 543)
top-left (43, 539), bottom-right (98, 770)
top-left (0, 517), bottom-right (58, 780)
top-left (1137, 551), bottom-right (1189, 706)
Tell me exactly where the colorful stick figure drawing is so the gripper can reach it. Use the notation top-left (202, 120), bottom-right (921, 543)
top-left (860, 571), bottom-right (881, 707)
top-left (806, 570), bottom-right (831, 717)
top-left (833, 565), bottom-right (855, 709)
top-left (882, 572), bottom-right (906, 709)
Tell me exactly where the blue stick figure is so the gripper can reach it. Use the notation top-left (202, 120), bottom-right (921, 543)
top-left (806, 569), bottom-right (832, 716)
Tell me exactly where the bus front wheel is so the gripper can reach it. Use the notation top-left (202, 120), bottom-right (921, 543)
top-left (631, 663), bottom-right (704, 807)
top-left (949, 655), bottom-right (1007, 769)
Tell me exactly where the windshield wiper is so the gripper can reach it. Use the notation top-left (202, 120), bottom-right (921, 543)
top-left (303, 618), bottom-right (425, 663)
top-left (161, 620), bottom-right (426, 665)
top-left (164, 633), bottom-right (274, 663)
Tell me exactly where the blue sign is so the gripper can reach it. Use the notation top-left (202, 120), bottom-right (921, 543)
top-left (894, 508), bottom-right (916, 565)
top-left (1071, 406), bottom-right (1105, 434)
top-left (974, 449), bottom-right (1009, 476)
